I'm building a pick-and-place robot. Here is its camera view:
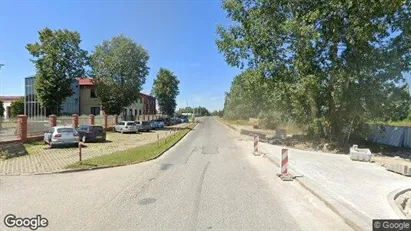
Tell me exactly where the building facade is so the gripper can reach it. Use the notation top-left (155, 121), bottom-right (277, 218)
top-left (77, 78), bottom-right (156, 117)
top-left (78, 78), bottom-right (101, 115)
top-left (24, 76), bottom-right (79, 117)
top-left (0, 96), bottom-right (23, 119)
top-left (23, 76), bottom-right (156, 117)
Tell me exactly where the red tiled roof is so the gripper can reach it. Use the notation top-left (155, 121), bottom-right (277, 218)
top-left (76, 77), bottom-right (94, 86)
top-left (0, 96), bottom-right (23, 101)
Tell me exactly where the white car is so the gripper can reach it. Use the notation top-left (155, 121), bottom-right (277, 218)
top-left (114, 121), bottom-right (138, 133)
top-left (44, 126), bottom-right (79, 148)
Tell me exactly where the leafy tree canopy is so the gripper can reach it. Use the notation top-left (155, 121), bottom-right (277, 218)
top-left (90, 35), bottom-right (150, 115)
top-left (217, 0), bottom-right (411, 139)
top-left (152, 68), bottom-right (180, 117)
top-left (10, 97), bottom-right (24, 118)
top-left (26, 28), bottom-right (88, 115)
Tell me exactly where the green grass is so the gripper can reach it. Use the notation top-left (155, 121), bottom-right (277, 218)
top-left (0, 121), bottom-right (18, 128)
top-left (66, 123), bottom-right (196, 169)
top-left (23, 140), bottom-right (45, 153)
top-left (222, 119), bottom-right (252, 126)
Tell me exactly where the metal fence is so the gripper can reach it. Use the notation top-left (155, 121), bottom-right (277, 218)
top-left (78, 115), bottom-right (89, 126)
top-left (56, 116), bottom-right (72, 127)
top-left (0, 117), bottom-right (18, 141)
top-left (107, 115), bottom-right (115, 127)
top-left (94, 115), bottom-right (104, 126)
top-left (27, 116), bottom-right (49, 137)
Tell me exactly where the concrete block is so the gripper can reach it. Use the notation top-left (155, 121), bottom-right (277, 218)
top-left (349, 145), bottom-right (372, 162)
top-left (385, 164), bottom-right (411, 176)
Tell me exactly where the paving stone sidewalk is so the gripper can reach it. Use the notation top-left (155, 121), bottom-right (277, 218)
top-left (0, 124), bottom-right (190, 175)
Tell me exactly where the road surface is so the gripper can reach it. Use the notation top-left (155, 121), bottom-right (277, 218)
top-left (0, 117), bottom-right (351, 230)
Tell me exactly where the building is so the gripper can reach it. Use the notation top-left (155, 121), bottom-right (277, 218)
top-left (77, 78), bottom-right (156, 117)
top-left (24, 76), bottom-right (79, 116)
top-left (78, 78), bottom-right (101, 115)
top-left (23, 76), bottom-right (156, 117)
top-left (0, 96), bottom-right (23, 119)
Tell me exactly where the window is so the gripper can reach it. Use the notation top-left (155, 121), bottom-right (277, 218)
top-left (139, 109), bottom-right (142, 115)
top-left (139, 97), bottom-right (142, 103)
top-left (129, 109), bottom-right (133, 115)
top-left (90, 87), bottom-right (97, 98)
top-left (91, 107), bottom-right (100, 115)
top-left (135, 109), bottom-right (137, 115)
top-left (57, 128), bottom-right (76, 133)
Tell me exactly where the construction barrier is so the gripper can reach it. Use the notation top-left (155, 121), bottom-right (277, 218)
top-left (253, 134), bottom-right (259, 155)
top-left (281, 148), bottom-right (288, 175)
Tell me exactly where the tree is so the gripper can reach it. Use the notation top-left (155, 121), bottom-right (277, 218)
top-left (152, 68), bottom-right (180, 117)
top-left (217, 0), bottom-right (411, 140)
top-left (0, 101), bottom-right (4, 118)
top-left (26, 28), bottom-right (88, 115)
top-left (90, 35), bottom-right (149, 115)
top-left (10, 97), bottom-right (24, 117)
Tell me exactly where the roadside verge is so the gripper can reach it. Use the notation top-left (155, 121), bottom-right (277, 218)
top-left (62, 123), bottom-right (197, 172)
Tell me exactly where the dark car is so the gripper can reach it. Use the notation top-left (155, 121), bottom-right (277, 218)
top-left (76, 125), bottom-right (106, 143)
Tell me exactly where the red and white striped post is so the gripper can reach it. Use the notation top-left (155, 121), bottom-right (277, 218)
top-left (281, 148), bottom-right (288, 175)
top-left (253, 134), bottom-right (260, 155)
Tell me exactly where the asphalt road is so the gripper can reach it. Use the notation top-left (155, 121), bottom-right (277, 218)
top-left (0, 117), bottom-right (351, 230)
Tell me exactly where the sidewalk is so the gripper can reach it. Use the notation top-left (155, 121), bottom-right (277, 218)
top-left (257, 142), bottom-right (410, 229)
top-left (220, 116), bottom-right (411, 230)
top-left (0, 123), bottom-right (191, 175)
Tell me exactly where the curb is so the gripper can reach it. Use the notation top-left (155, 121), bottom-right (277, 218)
top-left (214, 118), bottom-right (238, 131)
top-left (388, 187), bottom-right (411, 219)
top-left (262, 153), bottom-right (369, 231)
top-left (56, 123), bottom-right (198, 174)
top-left (0, 124), bottom-right (198, 176)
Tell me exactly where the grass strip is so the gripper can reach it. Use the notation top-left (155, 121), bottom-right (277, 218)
top-left (65, 124), bottom-right (195, 169)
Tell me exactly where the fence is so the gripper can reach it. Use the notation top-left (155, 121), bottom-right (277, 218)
top-left (1, 113), bottom-right (163, 142)
top-left (78, 115), bottom-right (90, 126)
top-left (94, 115), bottom-right (104, 126)
top-left (367, 125), bottom-right (411, 148)
top-left (107, 115), bottom-right (116, 127)
top-left (0, 117), bottom-right (18, 141)
top-left (27, 117), bottom-right (49, 137)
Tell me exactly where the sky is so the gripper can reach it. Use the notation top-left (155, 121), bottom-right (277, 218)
top-left (0, 0), bottom-right (240, 111)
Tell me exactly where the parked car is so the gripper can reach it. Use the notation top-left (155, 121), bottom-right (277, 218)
top-left (150, 120), bottom-right (159, 129)
top-left (156, 120), bottom-right (165, 128)
top-left (76, 125), bottom-right (106, 143)
top-left (44, 126), bottom-right (79, 148)
top-left (163, 118), bottom-right (171, 126)
top-left (114, 121), bottom-right (138, 133)
top-left (136, 120), bottom-right (152, 132)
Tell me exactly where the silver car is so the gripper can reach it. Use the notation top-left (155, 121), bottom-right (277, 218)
top-left (114, 121), bottom-right (138, 133)
top-left (44, 126), bottom-right (79, 148)
top-left (136, 120), bottom-right (151, 132)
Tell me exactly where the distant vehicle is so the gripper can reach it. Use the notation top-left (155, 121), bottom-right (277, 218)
top-left (156, 120), bottom-right (165, 128)
top-left (76, 125), bottom-right (106, 143)
top-left (114, 121), bottom-right (138, 134)
top-left (150, 120), bottom-right (159, 129)
top-left (44, 126), bottom-right (79, 148)
top-left (136, 120), bottom-right (151, 132)
top-left (164, 118), bottom-right (171, 126)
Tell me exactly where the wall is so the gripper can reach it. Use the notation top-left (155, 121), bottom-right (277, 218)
top-left (79, 85), bottom-right (101, 115)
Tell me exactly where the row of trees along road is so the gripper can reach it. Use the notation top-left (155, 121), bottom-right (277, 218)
top-left (217, 0), bottom-right (411, 141)
top-left (26, 28), bottom-right (179, 117)
top-left (176, 106), bottom-right (211, 116)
